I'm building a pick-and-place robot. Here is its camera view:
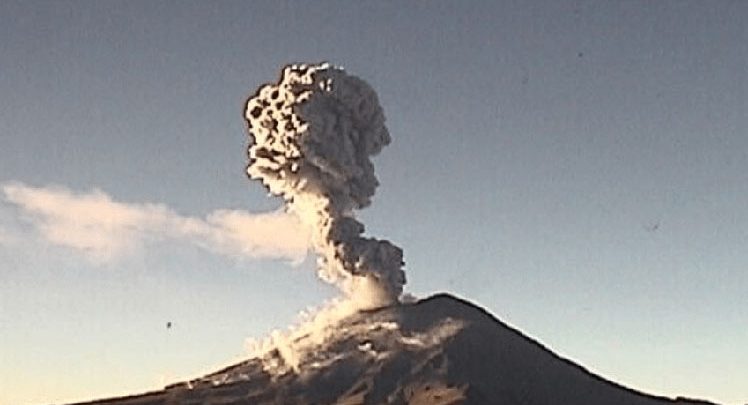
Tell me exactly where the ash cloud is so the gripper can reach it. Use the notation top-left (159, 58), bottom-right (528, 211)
top-left (245, 63), bottom-right (405, 306)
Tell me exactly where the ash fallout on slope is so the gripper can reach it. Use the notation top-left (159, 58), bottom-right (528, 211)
top-left (245, 63), bottom-right (406, 306)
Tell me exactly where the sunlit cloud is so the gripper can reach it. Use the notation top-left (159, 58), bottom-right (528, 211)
top-left (200, 209), bottom-right (310, 261)
top-left (1, 182), bottom-right (310, 264)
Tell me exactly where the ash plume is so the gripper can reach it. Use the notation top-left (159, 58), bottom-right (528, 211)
top-left (245, 63), bottom-right (406, 306)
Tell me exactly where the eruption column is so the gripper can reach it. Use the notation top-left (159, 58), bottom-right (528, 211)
top-left (245, 63), bottom-right (405, 305)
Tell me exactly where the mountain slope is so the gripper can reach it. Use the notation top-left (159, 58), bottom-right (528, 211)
top-left (72, 294), bottom-right (717, 405)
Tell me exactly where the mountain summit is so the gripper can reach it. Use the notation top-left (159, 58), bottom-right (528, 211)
top-left (74, 294), bottom-right (716, 405)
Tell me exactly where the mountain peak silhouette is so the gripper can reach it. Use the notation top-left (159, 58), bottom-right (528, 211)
top-left (72, 293), bottom-right (717, 405)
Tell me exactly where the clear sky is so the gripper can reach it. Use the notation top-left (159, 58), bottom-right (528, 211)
top-left (1, 1), bottom-right (746, 404)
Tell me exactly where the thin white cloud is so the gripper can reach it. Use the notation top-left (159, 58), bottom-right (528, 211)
top-left (201, 209), bottom-right (310, 260)
top-left (1, 182), bottom-right (310, 264)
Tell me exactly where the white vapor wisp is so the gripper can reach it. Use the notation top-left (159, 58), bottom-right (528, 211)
top-left (1, 182), bottom-right (309, 263)
top-left (245, 63), bottom-right (406, 307)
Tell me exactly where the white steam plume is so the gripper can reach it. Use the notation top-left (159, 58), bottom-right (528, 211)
top-left (245, 63), bottom-right (405, 306)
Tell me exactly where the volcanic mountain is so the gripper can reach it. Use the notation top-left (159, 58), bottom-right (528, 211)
top-left (73, 293), bottom-right (716, 405)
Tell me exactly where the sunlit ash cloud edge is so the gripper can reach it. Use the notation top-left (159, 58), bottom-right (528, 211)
top-left (0, 181), bottom-right (310, 264)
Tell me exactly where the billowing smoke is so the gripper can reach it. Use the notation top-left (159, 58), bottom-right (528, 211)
top-left (245, 63), bottom-right (405, 306)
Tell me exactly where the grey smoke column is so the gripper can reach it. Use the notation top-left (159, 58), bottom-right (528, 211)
top-left (245, 63), bottom-right (405, 303)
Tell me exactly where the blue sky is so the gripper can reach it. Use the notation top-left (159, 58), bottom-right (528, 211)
top-left (1, 1), bottom-right (746, 404)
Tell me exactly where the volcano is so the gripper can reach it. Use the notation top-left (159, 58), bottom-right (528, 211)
top-left (72, 294), bottom-right (716, 405)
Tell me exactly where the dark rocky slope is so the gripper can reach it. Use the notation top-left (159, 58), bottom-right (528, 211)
top-left (72, 294), bottom-right (717, 405)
